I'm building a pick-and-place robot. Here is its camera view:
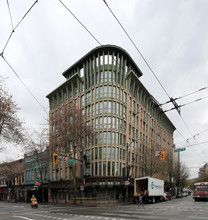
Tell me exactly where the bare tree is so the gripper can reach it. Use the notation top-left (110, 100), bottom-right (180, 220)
top-left (142, 147), bottom-right (161, 177)
top-left (142, 141), bottom-right (166, 177)
top-left (25, 122), bottom-right (49, 184)
top-left (51, 103), bottom-right (94, 197)
top-left (174, 161), bottom-right (190, 189)
top-left (0, 76), bottom-right (25, 147)
top-left (197, 173), bottom-right (208, 182)
top-left (24, 122), bottom-right (49, 202)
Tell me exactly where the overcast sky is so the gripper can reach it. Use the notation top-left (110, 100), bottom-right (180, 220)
top-left (0, 0), bottom-right (208, 179)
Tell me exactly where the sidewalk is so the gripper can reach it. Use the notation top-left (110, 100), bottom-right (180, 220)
top-left (0, 200), bottom-right (132, 208)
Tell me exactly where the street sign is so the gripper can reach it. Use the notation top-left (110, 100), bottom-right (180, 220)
top-left (155, 151), bottom-right (160, 157)
top-left (66, 158), bottom-right (77, 163)
top-left (125, 181), bottom-right (130, 186)
top-left (174, 148), bottom-right (186, 153)
top-left (80, 186), bottom-right (84, 191)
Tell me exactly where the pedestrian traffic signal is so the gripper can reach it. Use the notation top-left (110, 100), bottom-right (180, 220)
top-left (160, 150), bottom-right (165, 160)
top-left (53, 153), bottom-right (58, 164)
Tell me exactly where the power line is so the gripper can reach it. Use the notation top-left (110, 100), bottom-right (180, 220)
top-left (7, 0), bottom-right (14, 30)
top-left (59, 0), bottom-right (102, 46)
top-left (179, 140), bottom-right (208, 148)
top-left (1, 0), bottom-right (46, 115)
top-left (102, 0), bottom-right (208, 160)
top-left (103, 0), bottom-right (171, 100)
top-left (157, 87), bottom-right (208, 107)
top-left (162, 95), bottom-right (208, 113)
top-left (2, 0), bottom-right (38, 54)
top-left (59, 0), bottom-right (207, 161)
top-left (2, 56), bottom-right (47, 115)
top-left (176, 127), bottom-right (208, 145)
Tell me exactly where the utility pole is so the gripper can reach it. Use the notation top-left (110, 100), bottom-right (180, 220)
top-left (81, 145), bottom-right (85, 205)
top-left (125, 138), bottom-right (139, 203)
top-left (125, 143), bottom-right (129, 203)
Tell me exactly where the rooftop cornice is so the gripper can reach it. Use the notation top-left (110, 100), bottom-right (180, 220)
top-left (62, 44), bottom-right (143, 78)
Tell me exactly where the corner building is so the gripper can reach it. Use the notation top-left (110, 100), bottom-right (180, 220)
top-left (47, 45), bottom-right (175, 204)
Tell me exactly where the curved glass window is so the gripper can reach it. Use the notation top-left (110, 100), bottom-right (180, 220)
top-left (108, 117), bottom-right (111, 129)
top-left (100, 86), bottom-right (103, 98)
top-left (113, 87), bottom-right (116, 98)
top-left (100, 101), bottom-right (103, 114)
top-left (103, 132), bottom-right (107, 144)
top-left (100, 71), bottom-right (103, 83)
top-left (104, 101), bottom-right (107, 113)
top-left (104, 71), bottom-right (108, 82)
top-left (99, 117), bottom-right (102, 129)
top-left (112, 147), bottom-right (115, 159)
top-left (104, 86), bottom-right (107, 98)
top-left (99, 132), bottom-right (102, 145)
top-left (103, 147), bottom-right (106, 159)
top-left (113, 71), bottom-right (116, 83)
top-left (112, 102), bottom-right (116, 114)
top-left (117, 87), bottom-right (120, 100)
top-left (116, 148), bottom-right (119, 159)
top-left (108, 101), bottom-right (112, 113)
top-left (109, 71), bottom-right (112, 82)
top-left (109, 85), bottom-right (112, 97)
top-left (108, 132), bottom-right (111, 144)
top-left (108, 147), bottom-right (111, 159)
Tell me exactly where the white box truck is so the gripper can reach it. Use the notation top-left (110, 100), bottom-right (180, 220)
top-left (134, 176), bottom-right (164, 203)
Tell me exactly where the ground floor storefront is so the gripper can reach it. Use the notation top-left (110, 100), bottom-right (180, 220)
top-left (48, 178), bottom-right (135, 205)
top-left (0, 185), bottom-right (48, 203)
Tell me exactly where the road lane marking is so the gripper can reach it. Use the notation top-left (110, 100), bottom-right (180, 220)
top-left (13, 216), bottom-right (34, 220)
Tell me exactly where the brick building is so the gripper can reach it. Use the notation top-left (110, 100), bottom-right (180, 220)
top-left (46, 45), bottom-right (175, 204)
top-left (0, 159), bottom-right (25, 202)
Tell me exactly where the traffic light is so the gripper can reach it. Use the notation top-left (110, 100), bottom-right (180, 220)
top-left (53, 153), bottom-right (58, 164)
top-left (83, 178), bottom-right (85, 185)
top-left (160, 150), bottom-right (165, 160)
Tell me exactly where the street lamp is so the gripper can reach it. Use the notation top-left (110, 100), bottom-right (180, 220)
top-left (125, 137), bottom-right (140, 203)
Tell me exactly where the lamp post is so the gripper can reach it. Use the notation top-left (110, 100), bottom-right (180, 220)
top-left (125, 138), bottom-right (140, 203)
top-left (124, 111), bottom-right (142, 203)
top-left (81, 145), bottom-right (85, 205)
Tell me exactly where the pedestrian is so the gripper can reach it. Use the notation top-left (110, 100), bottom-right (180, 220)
top-left (119, 193), bottom-right (123, 202)
top-left (138, 193), bottom-right (143, 206)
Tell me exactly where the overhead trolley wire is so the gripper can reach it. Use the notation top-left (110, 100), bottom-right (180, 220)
top-left (157, 87), bottom-right (208, 107)
top-left (6, 0), bottom-right (14, 30)
top-left (162, 94), bottom-right (208, 113)
top-left (2, 0), bottom-right (38, 54)
top-left (2, 56), bottom-right (47, 115)
top-left (58, 0), bottom-right (132, 78)
top-left (103, 0), bottom-right (171, 100)
top-left (1, 0), bottom-right (46, 114)
top-left (59, 0), bottom-right (102, 46)
top-left (102, 0), bottom-right (208, 160)
top-left (58, 0), bottom-right (208, 160)
top-left (176, 127), bottom-right (208, 145)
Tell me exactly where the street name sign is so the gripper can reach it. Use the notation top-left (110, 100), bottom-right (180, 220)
top-left (174, 148), bottom-right (186, 153)
top-left (66, 158), bottom-right (77, 163)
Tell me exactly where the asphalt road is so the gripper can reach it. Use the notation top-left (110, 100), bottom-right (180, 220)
top-left (1, 195), bottom-right (208, 220)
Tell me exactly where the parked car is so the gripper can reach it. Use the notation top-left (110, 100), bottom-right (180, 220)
top-left (183, 191), bottom-right (189, 197)
top-left (165, 192), bottom-right (172, 200)
top-left (163, 192), bottom-right (172, 201)
top-left (176, 192), bottom-right (183, 198)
